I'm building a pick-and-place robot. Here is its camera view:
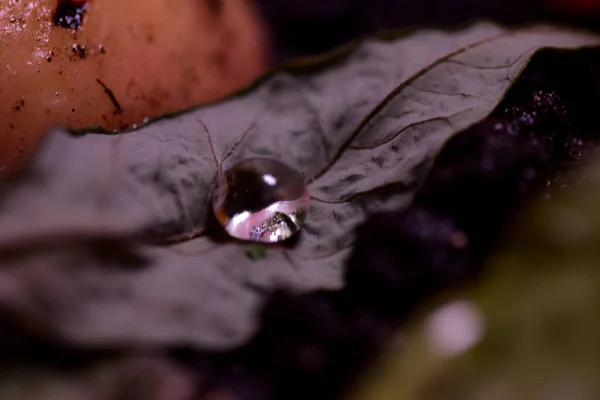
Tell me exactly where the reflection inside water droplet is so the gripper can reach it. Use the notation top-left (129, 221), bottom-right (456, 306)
top-left (212, 157), bottom-right (309, 243)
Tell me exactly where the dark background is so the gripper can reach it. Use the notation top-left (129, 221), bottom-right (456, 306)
top-left (256, 0), bottom-right (600, 61)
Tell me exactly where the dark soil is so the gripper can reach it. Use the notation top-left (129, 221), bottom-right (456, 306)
top-left (257, 0), bottom-right (600, 61)
top-left (54, 0), bottom-right (88, 30)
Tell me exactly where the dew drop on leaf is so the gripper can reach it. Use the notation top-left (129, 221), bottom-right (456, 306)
top-left (212, 157), bottom-right (310, 243)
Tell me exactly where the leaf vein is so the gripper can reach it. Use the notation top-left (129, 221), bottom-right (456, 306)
top-left (308, 28), bottom-right (524, 183)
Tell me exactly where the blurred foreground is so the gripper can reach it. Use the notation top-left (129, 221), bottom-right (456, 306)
top-left (352, 151), bottom-right (600, 400)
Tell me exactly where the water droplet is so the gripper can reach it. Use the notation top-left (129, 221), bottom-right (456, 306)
top-left (212, 157), bottom-right (309, 243)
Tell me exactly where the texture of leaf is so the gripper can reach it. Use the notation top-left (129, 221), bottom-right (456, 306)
top-left (0, 23), bottom-right (598, 350)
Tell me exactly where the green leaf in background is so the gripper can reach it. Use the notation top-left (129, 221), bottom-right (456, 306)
top-left (350, 153), bottom-right (600, 400)
top-left (0, 355), bottom-right (194, 400)
top-left (0, 23), bottom-right (598, 354)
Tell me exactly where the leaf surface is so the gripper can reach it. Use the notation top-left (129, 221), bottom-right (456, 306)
top-left (0, 23), bottom-right (598, 349)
